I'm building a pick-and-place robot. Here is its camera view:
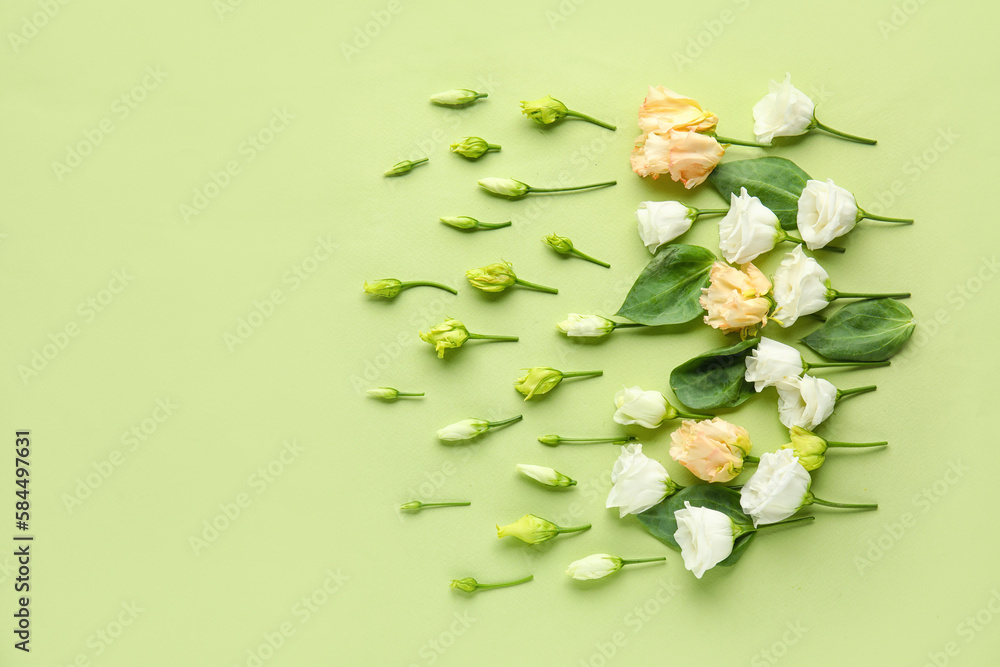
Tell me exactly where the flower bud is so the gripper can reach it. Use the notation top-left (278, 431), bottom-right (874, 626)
top-left (516, 464), bottom-right (576, 487)
top-left (383, 158), bottom-right (428, 177)
top-left (449, 577), bottom-right (479, 592)
top-left (496, 514), bottom-right (562, 544)
top-left (399, 501), bottom-right (423, 511)
top-left (557, 314), bottom-right (616, 338)
top-left (364, 279), bottom-right (402, 298)
top-left (367, 387), bottom-right (400, 400)
top-left (437, 419), bottom-right (490, 442)
top-left (430, 89), bottom-right (487, 107)
top-left (466, 261), bottom-right (517, 292)
top-left (419, 318), bottom-right (470, 358)
top-left (780, 426), bottom-right (828, 471)
top-left (478, 177), bottom-right (531, 198)
top-left (440, 216), bottom-right (479, 229)
top-left (514, 367), bottom-right (563, 399)
top-left (520, 95), bottom-right (569, 125)
top-left (543, 234), bottom-right (574, 254)
top-left (538, 434), bottom-right (561, 446)
top-left (566, 554), bottom-right (624, 580)
top-left (450, 136), bottom-right (499, 159)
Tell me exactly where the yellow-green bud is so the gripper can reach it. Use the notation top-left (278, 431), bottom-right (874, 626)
top-left (440, 216), bottom-right (479, 229)
top-left (515, 367), bottom-right (564, 400)
top-left (781, 426), bottom-right (829, 471)
top-left (538, 434), bottom-right (561, 446)
top-left (430, 89), bottom-right (488, 107)
top-left (419, 317), bottom-right (470, 358)
top-left (364, 279), bottom-right (402, 298)
top-left (367, 387), bottom-right (400, 400)
top-left (466, 261), bottom-right (517, 292)
top-left (450, 136), bottom-right (500, 159)
top-left (520, 95), bottom-right (569, 125)
top-left (383, 158), bottom-right (428, 177)
top-left (543, 234), bottom-right (574, 254)
top-left (496, 514), bottom-right (590, 544)
top-left (450, 577), bottom-right (479, 592)
top-left (478, 177), bottom-right (531, 198)
top-left (400, 501), bottom-right (423, 511)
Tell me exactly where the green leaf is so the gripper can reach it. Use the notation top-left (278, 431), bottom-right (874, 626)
top-left (708, 157), bottom-right (811, 230)
top-left (801, 298), bottom-right (915, 362)
top-left (616, 244), bottom-right (716, 326)
top-left (670, 338), bottom-right (760, 410)
top-left (637, 486), bottom-right (756, 568)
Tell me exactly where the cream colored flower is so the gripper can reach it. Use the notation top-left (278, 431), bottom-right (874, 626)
top-left (613, 386), bottom-right (674, 429)
top-left (636, 201), bottom-right (697, 252)
top-left (674, 501), bottom-right (736, 579)
top-left (776, 375), bottom-right (837, 429)
top-left (796, 178), bottom-right (859, 250)
top-left (631, 130), bottom-right (725, 189)
top-left (606, 443), bottom-right (680, 517)
top-left (771, 246), bottom-right (831, 327)
top-left (669, 417), bottom-right (752, 483)
top-left (718, 187), bottom-right (782, 265)
top-left (739, 449), bottom-right (811, 527)
top-left (699, 262), bottom-right (772, 334)
top-left (637, 86), bottom-right (718, 134)
top-left (752, 73), bottom-right (815, 144)
top-left (744, 337), bottom-right (804, 391)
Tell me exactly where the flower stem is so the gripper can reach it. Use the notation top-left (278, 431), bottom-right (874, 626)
top-left (395, 392), bottom-right (426, 397)
top-left (420, 502), bottom-right (470, 508)
top-left (486, 415), bottom-right (523, 428)
top-left (837, 385), bottom-right (877, 400)
top-left (478, 220), bottom-right (512, 229)
top-left (611, 322), bottom-right (645, 330)
top-left (528, 180), bottom-right (617, 194)
top-left (476, 574), bottom-right (534, 590)
top-left (515, 278), bottom-right (559, 294)
top-left (755, 515), bottom-right (816, 530)
top-left (817, 245), bottom-right (847, 254)
top-left (825, 440), bottom-right (888, 448)
top-left (543, 436), bottom-right (635, 444)
top-left (564, 109), bottom-right (616, 130)
top-left (621, 557), bottom-right (667, 566)
top-left (781, 233), bottom-right (807, 245)
top-left (812, 119), bottom-right (877, 145)
top-left (561, 370), bottom-right (604, 379)
top-left (744, 455), bottom-right (760, 464)
top-left (467, 332), bottom-right (519, 342)
top-left (830, 290), bottom-right (911, 300)
top-left (570, 249), bottom-right (611, 268)
top-left (804, 360), bottom-right (890, 371)
top-left (400, 281), bottom-right (458, 294)
top-left (714, 135), bottom-right (772, 148)
top-left (409, 157), bottom-right (429, 166)
top-left (693, 208), bottom-right (729, 218)
top-left (857, 209), bottom-right (914, 224)
top-left (487, 144), bottom-right (502, 152)
top-left (675, 410), bottom-right (713, 420)
top-left (556, 523), bottom-right (592, 534)
top-left (809, 495), bottom-right (878, 510)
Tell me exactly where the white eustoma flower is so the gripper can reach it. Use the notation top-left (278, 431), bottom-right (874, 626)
top-left (740, 449), bottom-right (811, 527)
top-left (606, 444), bottom-right (678, 517)
top-left (613, 386), bottom-right (669, 428)
top-left (436, 419), bottom-right (489, 441)
top-left (566, 554), bottom-right (623, 580)
top-left (744, 338), bottom-right (804, 391)
top-left (718, 187), bottom-right (782, 264)
top-left (796, 178), bottom-right (859, 250)
top-left (557, 313), bottom-right (616, 338)
top-left (636, 201), bottom-right (696, 252)
top-left (673, 501), bottom-right (736, 579)
top-left (516, 464), bottom-right (576, 487)
top-left (752, 73), bottom-right (816, 144)
top-left (776, 375), bottom-right (838, 429)
top-left (771, 245), bottom-right (831, 327)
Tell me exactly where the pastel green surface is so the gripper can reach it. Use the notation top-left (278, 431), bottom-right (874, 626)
top-left (2, 0), bottom-right (999, 665)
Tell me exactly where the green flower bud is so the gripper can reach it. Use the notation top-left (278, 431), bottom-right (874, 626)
top-left (401, 500), bottom-right (470, 511)
top-left (515, 367), bottom-right (563, 399)
top-left (478, 177), bottom-right (531, 198)
top-left (364, 279), bottom-right (402, 298)
top-left (516, 464), bottom-right (576, 487)
top-left (450, 136), bottom-right (501, 159)
top-left (538, 434), bottom-right (561, 446)
top-left (367, 387), bottom-right (400, 400)
top-left (543, 234), bottom-right (574, 254)
top-left (419, 318), bottom-right (470, 358)
top-left (430, 89), bottom-right (488, 107)
top-left (466, 261), bottom-right (517, 292)
top-left (496, 514), bottom-right (590, 544)
top-left (520, 95), bottom-right (569, 125)
top-left (400, 501), bottom-right (423, 511)
top-left (781, 426), bottom-right (828, 471)
top-left (440, 216), bottom-right (479, 229)
top-left (450, 577), bottom-right (479, 592)
top-left (383, 158), bottom-right (428, 177)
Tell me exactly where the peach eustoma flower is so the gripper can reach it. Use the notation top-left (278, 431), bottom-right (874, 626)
top-left (637, 86), bottom-right (718, 134)
top-left (699, 262), bottom-right (772, 334)
top-left (630, 130), bottom-right (725, 189)
top-left (669, 418), bottom-right (753, 483)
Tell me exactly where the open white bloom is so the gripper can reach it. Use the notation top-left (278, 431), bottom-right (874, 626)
top-left (557, 313), bottom-right (616, 338)
top-left (674, 501), bottom-right (735, 579)
top-left (744, 338), bottom-right (803, 391)
top-left (752, 73), bottom-right (816, 144)
top-left (636, 201), bottom-right (696, 252)
top-left (436, 419), bottom-right (489, 441)
top-left (740, 450), bottom-right (811, 527)
top-left (606, 443), bottom-right (678, 517)
top-left (776, 375), bottom-right (837, 429)
top-left (566, 554), bottom-right (624, 580)
top-left (796, 178), bottom-right (859, 250)
top-left (718, 187), bottom-right (782, 264)
top-left (613, 386), bottom-right (671, 428)
top-left (516, 464), bottom-right (576, 488)
top-left (771, 245), bottom-right (831, 327)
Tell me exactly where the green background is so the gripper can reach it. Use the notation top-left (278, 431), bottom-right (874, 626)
top-left (2, 0), bottom-right (999, 665)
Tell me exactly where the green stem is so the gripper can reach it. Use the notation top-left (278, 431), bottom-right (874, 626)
top-left (564, 109), bottom-right (616, 130)
top-left (395, 392), bottom-right (426, 397)
top-left (515, 278), bottom-right (559, 294)
top-left (476, 574), bottom-right (533, 589)
top-left (780, 233), bottom-right (807, 245)
top-left (714, 135), bottom-right (772, 148)
top-left (830, 290), bottom-right (911, 300)
top-left (400, 281), bottom-right (458, 295)
top-left (693, 208), bottom-right (729, 218)
top-left (744, 455), bottom-right (760, 464)
top-left (560, 370), bottom-right (604, 379)
top-left (611, 322), bottom-right (645, 330)
top-left (620, 557), bottom-right (667, 566)
top-left (812, 119), bottom-right (877, 145)
top-left (825, 440), bottom-right (887, 448)
top-left (837, 385), bottom-right (877, 400)
top-left (570, 249), bottom-right (611, 268)
top-left (420, 502), bottom-right (470, 508)
top-left (857, 209), bottom-right (914, 224)
top-left (467, 332), bottom-right (519, 342)
top-left (486, 415), bottom-right (523, 428)
top-left (817, 245), bottom-right (847, 254)
top-left (808, 495), bottom-right (878, 510)
top-left (556, 524), bottom-right (592, 534)
top-left (486, 144), bottom-right (502, 152)
top-left (803, 360), bottom-right (890, 371)
top-left (755, 515), bottom-right (815, 530)
top-left (674, 410), bottom-right (713, 420)
top-left (478, 221), bottom-right (512, 229)
top-left (528, 180), bottom-right (617, 194)
top-left (543, 436), bottom-right (635, 444)
top-left (409, 157), bottom-right (429, 166)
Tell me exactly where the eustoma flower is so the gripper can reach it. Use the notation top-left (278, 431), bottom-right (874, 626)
top-left (419, 317), bottom-right (518, 358)
top-left (450, 575), bottom-right (532, 593)
top-left (516, 464), bottom-right (576, 488)
top-left (466, 260), bottom-right (558, 294)
top-left (439, 216), bottom-right (512, 231)
top-left (771, 246), bottom-right (910, 327)
top-left (478, 177), bottom-right (616, 199)
top-left (606, 443), bottom-right (682, 517)
top-left (514, 367), bottom-right (603, 400)
top-left (752, 73), bottom-right (877, 145)
top-left (613, 386), bottom-right (709, 428)
top-left (450, 136), bottom-right (501, 159)
top-left (366, 387), bottom-right (424, 401)
top-left (520, 95), bottom-right (616, 130)
top-left (430, 88), bottom-right (488, 107)
top-left (669, 418), bottom-right (754, 483)
top-left (556, 314), bottom-right (643, 338)
top-left (436, 415), bottom-right (522, 442)
top-left (543, 234), bottom-right (610, 268)
top-left (775, 375), bottom-right (877, 429)
top-left (635, 201), bottom-right (729, 252)
top-left (699, 262), bottom-right (772, 335)
top-left (796, 178), bottom-right (914, 250)
top-left (565, 554), bottom-right (666, 581)
top-left (740, 449), bottom-right (878, 527)
top-left (496, 514), bottom-right (591, 544)
top-left (780, 426), bottom-right (888, 471)
top-left (744, 337), bottom-right (890, 391)
top-left (718, 188), bottom-right (806, 264)
top-left (383, 158), bottom-right (428, 177)
top-left (364, 278), bottom-right (457, 298)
